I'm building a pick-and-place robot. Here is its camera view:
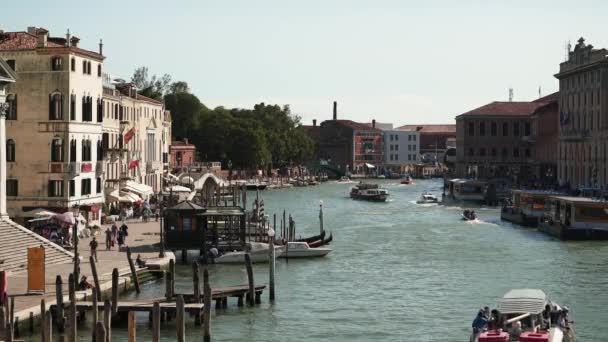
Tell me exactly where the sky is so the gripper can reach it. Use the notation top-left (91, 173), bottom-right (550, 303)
top-left (4, 0), bottom-right (608, 126)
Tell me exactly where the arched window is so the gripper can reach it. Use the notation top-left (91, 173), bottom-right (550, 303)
top-left (97, 140), bottom-right (103, 161)
top-left (70, 94), bottom-right (76, 121)
top-left (71, 57), bottom-right (76, 72)
top-left (6, 94), bottom-right (17, 120)
top-left (82, 60), bottom-right (87, 74)
top-left (49, 93), bottom-right (63, 120)
top-left (114, 104), bottom-right (118, 119)
top-left (82, 96), bottom-right (93, 122)
top-left (6, 139), bottom-right (15, 162)
top-left (82, 139), bottom-right (91, 161)
top-left (51, 138), bottom-right (63, 162)
top-left (51, 56), bottom-right (62, 71)
top-left (87, 61), bottom-right (92, 75)
top-left (97, 64), bottom-right (102, 77)
top-left (70, 139), bottom-right (77, 162)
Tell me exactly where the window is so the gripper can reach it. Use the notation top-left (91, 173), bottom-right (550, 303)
top-left (395, 135), bottom-right (398, 141)
top-left (49, 93), bottom-right (63, 120)
top-left (82, 96), bottom-right (92, 122)
top-left (491, 122), bottom-right (497, 136)
top-left (491, 148), bottom-right (497, 158)
top-left (468, 122), bottom-right (475, 136)
top-left (524, 122), bottom-right (531, 136)
top-left (97, 64), bottom-right (102, 77)
top-left (182, 217), bottom-right (193, 232)
top-left (6, 179), bottom-right (18, 197)
top-left (48, 180), bottom-right (64, 197)
top-left (395, 145), bottom-right (398, 151)
top-left (390, 145), bottom-right (393, 151)
top-left (70, 139), bottom-right (77, 162)
top-left (69, 180), bottom-right (75, 197)
top-left (82, 60), bottom-right (87, 74)
top-left (102, 133), bottom-right (109, 149)
top-left (6, 59), bottom-right (15, 71)
top-left (81, 178), bottom-right (91, 195)
top-left (407, 155), bottom-right (411, 161)
top-left (70, 94), bottom-right (76, 120)
top-left (502, 122), bottom-right (508, 136)
top-left (87, 61), bottom-right (92, 75)
top-left (412, 145), bottom-right (416, 151)
top-left (513, 122), bottom-right (520, 136)
top-left (502, 148), bottom-right (508, 158)
top-left (394, 154), bottom-right (398, 161)
top-left (97, 141), bottom-right (103, 161)
top-left (82, 140), bottom-right (91, 161)
top-left (525, 148), bottom-right (531, 158)
top-left (390, 154), bottom-right (393, 161)
top-left (97, 98), bottom-right (103, 122)
top-left (6, 139), bottom-right (15, 162)
top-left (479, 122), bottom-right (486, 136)
top-left (390, 135), bottom-right (393, 141)
top-left (96, 177), bottom-right (102, 193)
top-left (51, 56), bottom-right (62, 71)
top-left (6, 94), bottom-right (16, 120)
top-left (51, 138), bottom-right (63, 162)
top-left (479, 148), bottom-right (486, 157)
top-left (413, 154), bottom-right (416, 161)
top-left (513, 148), bottom-right (519, 158)
top-left (71, 58), bottom-right (75, 72)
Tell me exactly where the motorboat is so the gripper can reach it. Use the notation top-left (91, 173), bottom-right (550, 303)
top-left (278, 241), bottom-right (331, 258)
top-left (213, 242), bottom-right (282, 264)
top-left (245, 182), bottom-right (268, 191)
top-left (337, 176), bottom-right (355, 184)
top-left (471, 289), bottom-right (575, 342)
top-left (462, 209), bottom-right (477, 221)
top-left (400, 175), bottom-right (414, 185)
top-left (350, 183), bottom-right (389, 202)
top-left (416, 192), bottom-right (439, 204)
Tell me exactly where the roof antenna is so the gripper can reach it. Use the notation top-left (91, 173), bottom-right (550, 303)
top-left (538, 86), bottom-right (542, 98)
top-left (564, 40), bottom-right (571, 62)
top-left (508, 87), bottom-right (513, 102)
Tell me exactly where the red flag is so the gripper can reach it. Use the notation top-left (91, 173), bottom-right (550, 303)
top-left (128, 159), bottom-right (139, 170)
top-left (124, 127), bottom-right (136, 144)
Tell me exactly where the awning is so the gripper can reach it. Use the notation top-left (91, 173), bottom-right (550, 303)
top-left (124, 181), bottom-right (154, 198)
top-left (365, 163), bottom-right (375, 168)
top-left (180, 176), bottom-right (194, 185)
top-left (119, 192), bottom-right (141, 203)
top-left (23, 208), bottom-right (58, 218)
top-left (165, 185), bottom-right (192, 193)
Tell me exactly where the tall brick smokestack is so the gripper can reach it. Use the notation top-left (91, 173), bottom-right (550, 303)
top-left (333, 101), bottom-right (337, 120)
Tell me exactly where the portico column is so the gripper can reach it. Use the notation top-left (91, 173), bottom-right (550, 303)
top-left (0, 103), bottom-right (8, 219)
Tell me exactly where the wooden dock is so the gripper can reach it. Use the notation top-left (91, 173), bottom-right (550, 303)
top-left (176, 284), bottom-right (266, 308)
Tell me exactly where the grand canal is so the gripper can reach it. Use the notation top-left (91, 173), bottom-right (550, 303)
top-left (99, 180), bottom-right (608, 340)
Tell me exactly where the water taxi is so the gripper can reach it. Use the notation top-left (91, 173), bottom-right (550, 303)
top-left (538, 196), bottom-right (608, 240)
top-left (278, 241), bottom-right (332, 258)
top-left (400, 175), bottom-right (414, 185)
top-left (416, 192), bottom-right (439, 204)
top-left (501, 190), bottom-right (561, 227)
top-left (350, 183), bottom-right (389, 202)
top-left (472, 289), bottom-right (575, 342)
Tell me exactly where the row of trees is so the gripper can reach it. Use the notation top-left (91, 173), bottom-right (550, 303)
top-left (131, 67), bottom-right (314, 169)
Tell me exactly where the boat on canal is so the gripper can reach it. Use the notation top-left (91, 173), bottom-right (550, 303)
top-left (246, 182), bottom-right (268, 190)
top-left (400, 175), bottom-right (414, 185)
top-left (416, 192), bottom-right (439, 204)
top-left (308, 232), bottom-right (333, 247)
top-left (501, 190), bottom-right (562, 227)
top-left (538, 196), bottom-right (608, 240)
top-left (295, 230), bottom-right (325, 243)
top-left (213, 242), bottom-right (282, 264)
top-left (278, 241), bottom-right (332, 258)
top-left (462, 209), bottom-right (477, 221)
top-left (350, 183), bottom-right (389, 202)
top-left (471, 289), bottom-right (575, 342)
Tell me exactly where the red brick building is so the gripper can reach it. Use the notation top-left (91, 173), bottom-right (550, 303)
top-left (170, 139), bottom-right (196, 167)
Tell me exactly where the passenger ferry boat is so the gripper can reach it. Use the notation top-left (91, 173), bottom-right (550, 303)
top-left (538, 196), bottom-right (608, 240)
top-left (501, 190), bottom-right (561, 227)
top-left (446, 179), bottom-right (487, 202)
top-left (350, 183), bottom-right (389, 202)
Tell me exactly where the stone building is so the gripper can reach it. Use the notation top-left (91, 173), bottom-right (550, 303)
top-left (0, 27), bottom-right (105, 224)
top-left (554, 37), bottom-right (608, 188)
top-left (455, 94), bottom-right (558, 185)
top-left (397, 124), bottom-right (456, 164)
top-left (383, 128), bottom-right (420, 173)
top-left (170, 138), bottom-right (196, 167)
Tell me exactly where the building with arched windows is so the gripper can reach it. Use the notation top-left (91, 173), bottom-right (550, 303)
top-left (0, 27), bottom-right (105, 225)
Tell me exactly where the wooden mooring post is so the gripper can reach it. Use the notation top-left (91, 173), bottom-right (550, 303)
top-left (128, 311), bottom-right (136, 342)
top-left (126, 247), bottom-right (141, 294)
top-left (193, 262), bottom-right (201, 303)
top-left (152, 302), bottom-right (160, 342)
top-left (90, 256), bottom-right (101, 300)
top-left (68, 273), bottom-right (77, 342)
top-left (203, 268), bottom-right (211, 342)
top-left (95, 321), bottom-right (106, 342)
top-left (40, 299), bottom-right (46, 342)
top-left (92, 287), bottom-right (98, 339)
top-left (270, 213), bottom-right (276, 303)
top-left (44, 310), bottom-right (52, 342)
top-left (244, 253), bottom-right (255, 306)
top-left (176, 295), bottom-right (185, 342)
top-left (55, 275), bottom-right (64, 331)
top-left (111, 268), bottom-right (119, 315)
top-left (103, 299), bottom-right (111, 342)
top-left (169, 259), bottom-right (176, 297)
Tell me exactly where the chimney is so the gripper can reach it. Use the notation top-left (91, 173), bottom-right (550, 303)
top-left (313, 119), bottom-right (317, 127)
top-left (372, 119), bottom-right (376, 128)
top-left (333, 101), bottom-right (337, 120)
top-left (99, 39), bottom-right (103, 55)
top-left (36, 28), bottom-right (48, 48)
top-left (70, 36), bottom-right (80, 48)
top-left (27, 26), bottom-right (37, 35)
top-left (65, 29), bottom-right (71, 47)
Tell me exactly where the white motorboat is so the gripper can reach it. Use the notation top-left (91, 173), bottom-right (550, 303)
top-left (278, 242), bottom-right (332, 258)
top-left (213, 242), bottom-right (283, 264)
top-left (416, 192), bottom-right (439, 204)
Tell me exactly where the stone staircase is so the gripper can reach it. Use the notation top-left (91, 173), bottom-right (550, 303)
top-left (0, 219), bottom-right (74, 274)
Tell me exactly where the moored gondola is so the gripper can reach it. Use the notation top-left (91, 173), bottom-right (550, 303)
top-left (295, 230), bottom-right (326, 243)
top-left (308, 232), bottom-right (333, 248)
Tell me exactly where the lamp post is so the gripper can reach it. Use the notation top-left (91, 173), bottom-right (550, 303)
top-left (267, 226), bottom-right (275, 302)
top-left (158, 191), bottom-right (165, 258)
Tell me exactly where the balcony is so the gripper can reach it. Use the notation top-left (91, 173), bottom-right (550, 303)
top-left (560, 128), bottom-right (591, 142)
top-left (69, 162), bottom-right (81, 178)
top-left (49, 162), bottom-right (67, 174)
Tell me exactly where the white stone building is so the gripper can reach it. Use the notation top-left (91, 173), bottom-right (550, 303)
top-left (383, 129), bottom-right (420, 172)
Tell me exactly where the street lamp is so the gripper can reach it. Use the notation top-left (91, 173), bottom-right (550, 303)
top-left (158, 191), bottom-right (166, 258)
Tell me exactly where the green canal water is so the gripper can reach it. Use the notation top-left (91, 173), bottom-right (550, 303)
top-left (78, 180), bottom-right (608, 341)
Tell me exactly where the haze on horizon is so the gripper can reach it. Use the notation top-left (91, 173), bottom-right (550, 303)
top-left (4, 0), bottom-right (607, 126)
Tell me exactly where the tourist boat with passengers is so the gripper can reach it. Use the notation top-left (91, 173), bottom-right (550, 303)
top-left (278, 241), bottom-right (332, 258)
top-left (350, 183), bottom-right (389, 202)
top-left (416, 192), bottom-right (439, 204)
top-left (538, 196), bottom-right (608, 240)
top-left (471, 289), bottom-right (575, 342)
top-left (213, 242), bottom-right (282, 264)
top-left (501, 190), bottom-right (562, 227)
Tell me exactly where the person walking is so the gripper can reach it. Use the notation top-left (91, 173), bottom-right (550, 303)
top-left (120, 222), bottom-right (129, 245)
top-left (89, 237), bottom-right (98, 262)
top-left (111, 223), bottom-right (118, 248)
top-left (105, 227), bottom-right (112, 250)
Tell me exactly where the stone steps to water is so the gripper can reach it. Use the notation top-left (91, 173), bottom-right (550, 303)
top-left (0, 219), bottom-right (74, 273)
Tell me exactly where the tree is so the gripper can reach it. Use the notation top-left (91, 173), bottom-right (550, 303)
top-left (164, 92), bottom-right (206, 139)
top-left (169, 81), bottom-right (190, 94)
top-left (131, 67), bottom-right (172, 101)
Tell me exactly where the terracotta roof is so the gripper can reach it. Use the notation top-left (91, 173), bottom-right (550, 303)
top-left (136, 93), bottom-right (163, 105)
top-left (532, 91), bottom-right (559, 103)
top-left (334, 120), bottom-right (382, 132)
top-left (457, 102), bottom-right (548, 118)
top-left (0, 31), bottom-right (63, 50)
top-left (397, 124), bottom-right (456, 133)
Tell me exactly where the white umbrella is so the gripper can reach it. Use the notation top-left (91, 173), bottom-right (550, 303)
top-left (165, 185), bottom-right (192, 193)
top-left (53, 212), bottom-right (75, 225)
top-left (180, 176), bottom-right (194, 185)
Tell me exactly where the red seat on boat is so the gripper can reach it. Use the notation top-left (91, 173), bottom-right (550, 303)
top-left (479, 329), bottom-right (509, 342)
top-left (520, 331), bottom-right (550, 342)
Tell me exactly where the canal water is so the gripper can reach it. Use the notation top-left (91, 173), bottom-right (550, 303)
top-left (82, 180), bottom-right (608, 341)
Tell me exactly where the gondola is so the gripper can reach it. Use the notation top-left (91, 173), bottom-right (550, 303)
top-left (295, 230), bottom-right (326, 243)
top-left (308, 232), bottom-right (333, 248)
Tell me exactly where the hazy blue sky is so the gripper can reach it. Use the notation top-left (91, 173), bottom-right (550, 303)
top-left (4, 0), bottom-right (607, 126)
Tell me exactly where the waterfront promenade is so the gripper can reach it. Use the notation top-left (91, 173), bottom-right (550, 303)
top-left (6, 219), bottom-right (171, 323)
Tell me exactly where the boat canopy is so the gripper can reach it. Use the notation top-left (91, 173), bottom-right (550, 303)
top-left (498, 289), bottom-right (547, 315)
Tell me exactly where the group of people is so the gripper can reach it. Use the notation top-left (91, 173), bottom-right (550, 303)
top-left (471, 307), bottom-right (505, 334)
top-left (463, 209), bottom-right (477, 220)
top-left (542, 304), bottom-right (571, 330)
top-left (104, 222), bottom-right (129, 250)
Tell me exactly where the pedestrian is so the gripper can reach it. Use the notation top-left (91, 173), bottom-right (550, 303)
top-left (111, 223), bottom-right (118, 247)
top-left (104, 227), bottom-right (112, 250)
top-left (120, 222), bottom-right (129, 244)
top-left (155, 207), bottom-right (160, 222)
top-left (117, 229), bottom-right (125, 247)
top-left (136, 254), bottom-right (146, 268)
top-left (89, 237), bottom-right (98, 262)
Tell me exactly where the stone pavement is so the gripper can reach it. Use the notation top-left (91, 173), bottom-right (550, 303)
top-left (6, 218), bottom-right (173, 321)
